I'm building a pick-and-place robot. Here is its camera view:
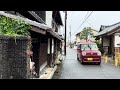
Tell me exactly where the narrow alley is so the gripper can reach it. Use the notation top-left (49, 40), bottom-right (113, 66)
top-left (52, 47), bottom-right (120, 79)
top-left (1, 11), bottom-right (120, 79)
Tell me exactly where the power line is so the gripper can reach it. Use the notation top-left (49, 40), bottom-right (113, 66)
top-left (83, 11), bottom-right (89, 20)
top-left (72, 11), bottom-right (93, 36)
top-left (69, 11), bottom-right (87, 31)
top-left (67, 11), bottom-right (90, 39)
top-left (67, 11), bottom-right (93, 40)
top-left (69, 25), bottom-right (71, 44)
top-left (87, 21), bottom-right (96, 30)
top-left (69, 11), bottom-right (83, 25)
top-left (69, 12), bottom-right (74, 24)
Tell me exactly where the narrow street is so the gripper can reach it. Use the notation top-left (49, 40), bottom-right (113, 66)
top-left (52, 47), bottom-right (120, 79)
top-left (1, 11), bottom-right (120, 79)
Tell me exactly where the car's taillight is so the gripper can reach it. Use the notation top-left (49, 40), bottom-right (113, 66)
top-left (82, 51), bottom-right (86, 56)
top-left (97, 51), bottom-right (101, 56)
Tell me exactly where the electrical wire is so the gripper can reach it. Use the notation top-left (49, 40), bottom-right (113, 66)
top-left (67, 11), bottom-right (89, 39)
top-left (73, 11), bottom-right (93, 35)
top-left (67, 11), bottom-right (93, 39)
top-left (87, 21), bottom-right (96, 30)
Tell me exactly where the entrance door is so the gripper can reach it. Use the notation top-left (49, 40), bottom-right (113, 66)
top-left (32, 39), bottom-right (40, 76)
top-left (39, 43), bottom-right (48, 66)
top-left (39, 37), bottom-right (48, 71)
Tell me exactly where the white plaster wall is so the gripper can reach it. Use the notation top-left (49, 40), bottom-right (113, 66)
top-left (46, 11), bottom-right (52, 28)
top-left (48, 38), bottom-right (50, 54)
top-left (114, 33), bottom-right (120, 47)
top-left (57, 25), bottom-right (61, 34)
top-left (52, 38), bottom-right (54, 53)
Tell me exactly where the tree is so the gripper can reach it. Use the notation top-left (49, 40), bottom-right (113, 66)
top-left (94, 40), bottom-right (103, 54)
top-left (80, 27), bottom-right (93, 41)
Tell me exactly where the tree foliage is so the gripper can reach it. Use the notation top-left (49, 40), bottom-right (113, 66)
top-left (80, 27), bottom-right (93, 41)
top-left (94, 40), bottom-right (103, 53)
top-left (0, 16), bottom-right (32, 37)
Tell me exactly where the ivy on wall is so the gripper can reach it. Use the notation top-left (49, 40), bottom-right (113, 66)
top-left (0, 16), bottom-right (32, 37)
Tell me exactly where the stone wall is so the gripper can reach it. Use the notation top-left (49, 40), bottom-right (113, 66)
top-left (0, 36), bottom-right (31, 79)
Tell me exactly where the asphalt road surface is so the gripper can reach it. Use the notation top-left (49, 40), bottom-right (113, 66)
top-left (52, 47), bottom-right (120, 79)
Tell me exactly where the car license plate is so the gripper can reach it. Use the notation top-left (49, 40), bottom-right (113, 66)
top-left (87, 58), bottom-right (93, 61)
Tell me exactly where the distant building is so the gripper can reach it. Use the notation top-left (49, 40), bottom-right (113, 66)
top-left (75, 29), bottom-right (99, 45)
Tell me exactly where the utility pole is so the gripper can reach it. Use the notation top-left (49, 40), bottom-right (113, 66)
top-left (69, 25), bottom-right (71, 48)
top-left (64, 11), bottom-right (67, 56)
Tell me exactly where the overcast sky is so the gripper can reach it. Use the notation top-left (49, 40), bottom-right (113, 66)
top-left (60, 11), bottom-right (120, 42)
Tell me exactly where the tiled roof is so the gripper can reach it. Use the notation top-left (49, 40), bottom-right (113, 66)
top-left (0, 11), bottom-right (50, 30)
top-left (95, 22), bottom-right (120, 36)
top-left (0, 11), bottom-right (63, 41)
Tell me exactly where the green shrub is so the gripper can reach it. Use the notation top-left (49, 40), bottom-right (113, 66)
top-left (0, 16), bottom-right (32, 37)
top-left (94, 40), bottom-right (103, 53)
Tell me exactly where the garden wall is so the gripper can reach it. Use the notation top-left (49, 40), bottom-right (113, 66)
top-left (0, 36), bottom-right (31, 79)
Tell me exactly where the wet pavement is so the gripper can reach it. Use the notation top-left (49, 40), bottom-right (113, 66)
top-left (52, 47), bottom-right (120, 79)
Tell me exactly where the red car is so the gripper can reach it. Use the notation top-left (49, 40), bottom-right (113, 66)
top-left (77, 41), bottom-right (101, 65)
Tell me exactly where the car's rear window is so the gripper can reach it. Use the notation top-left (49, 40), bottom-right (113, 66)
top-left (81, 44), bottom-right (98, 50)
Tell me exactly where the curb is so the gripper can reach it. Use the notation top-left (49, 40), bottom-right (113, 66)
top-left (40, 65), bottom-right (58, 79)
top-left (47, 65), bottom-right (58, 79)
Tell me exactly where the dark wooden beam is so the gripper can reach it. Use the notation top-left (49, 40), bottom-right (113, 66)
top-left (31, 26), bottom-right (46, 35)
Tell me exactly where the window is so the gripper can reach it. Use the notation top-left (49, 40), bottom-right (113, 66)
top-left (81, 44), bottom-right (98, 50)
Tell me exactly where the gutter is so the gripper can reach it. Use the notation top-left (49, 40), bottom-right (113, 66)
top-left (40, 65), bottom-right (58, 79)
